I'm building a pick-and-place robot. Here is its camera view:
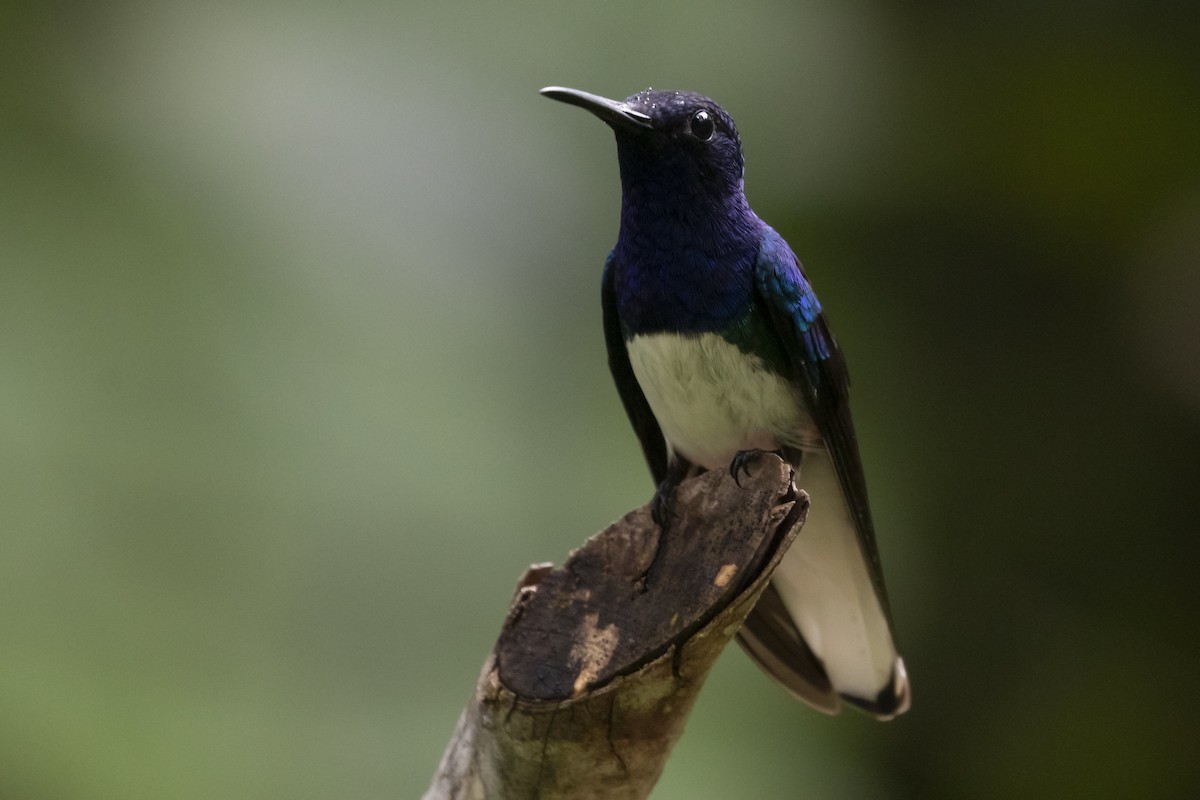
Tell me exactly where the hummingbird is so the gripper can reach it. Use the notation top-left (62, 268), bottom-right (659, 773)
top-left (540, 86), bottom-right (909, 719)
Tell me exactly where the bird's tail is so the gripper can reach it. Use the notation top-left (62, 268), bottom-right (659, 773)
top-left (738, 451), bottom-right (909, 719)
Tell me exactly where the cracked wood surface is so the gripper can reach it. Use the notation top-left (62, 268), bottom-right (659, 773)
top-left (423, 454), bottom-right (807, 800)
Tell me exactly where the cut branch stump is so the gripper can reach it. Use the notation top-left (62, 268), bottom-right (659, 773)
top-left (424, 454), bottom-right (807, 800)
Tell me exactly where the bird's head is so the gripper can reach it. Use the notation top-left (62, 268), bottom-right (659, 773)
top-left (541, 86), bottom-right (747, 208)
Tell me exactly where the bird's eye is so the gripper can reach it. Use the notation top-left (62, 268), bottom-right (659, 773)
top-left (690, 109), bottom-right (715, 142)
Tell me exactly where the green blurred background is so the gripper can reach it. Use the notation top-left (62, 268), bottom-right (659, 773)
top-left (3, 1), bottom-right (1199, 798)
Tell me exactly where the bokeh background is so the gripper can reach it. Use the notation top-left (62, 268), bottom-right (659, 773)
top-left (4, 2), bottom-right (1199, 798)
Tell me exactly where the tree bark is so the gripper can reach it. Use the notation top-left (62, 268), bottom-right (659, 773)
top-left (423, 454), bottom-right (807, 800)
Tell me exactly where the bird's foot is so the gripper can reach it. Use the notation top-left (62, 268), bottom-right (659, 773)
top-left (649, 482), bottom-right (677, 528)
top-left (637, 473), bottom-right (685, 593)
top-left (729, 448), bottom-right (784, 488)
top-left (635, 458), bottom-right (694, 592)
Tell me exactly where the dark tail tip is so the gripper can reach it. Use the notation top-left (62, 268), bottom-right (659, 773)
top-left (841, 658), bottom-right (911, 721)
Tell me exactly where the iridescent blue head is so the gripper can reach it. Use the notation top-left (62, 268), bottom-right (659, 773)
top-left (541, 83), bottom-right (762, 282)
top-left (540, 86), bottom-right (748, 211)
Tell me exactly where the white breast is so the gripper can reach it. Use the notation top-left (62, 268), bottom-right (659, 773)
top-left (625, 332), bottom-right (819, 470)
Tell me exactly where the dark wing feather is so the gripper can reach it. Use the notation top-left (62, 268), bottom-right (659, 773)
top-left (736, 583), bottom-right (840, 713)
top-left (752, 227), bottom-right (892, 620)
top-left (602, 252), bottom-right (668, 485)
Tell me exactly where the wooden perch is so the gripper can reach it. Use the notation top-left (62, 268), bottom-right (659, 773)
top-left (423, 454), bottom-right (808, 800)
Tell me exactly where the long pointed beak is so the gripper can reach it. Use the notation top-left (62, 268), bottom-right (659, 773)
top-left (540, 86), bottom-right (653, 132)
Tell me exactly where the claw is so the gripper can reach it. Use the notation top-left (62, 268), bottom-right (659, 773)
top-left (729, 448), bottom-right (765, 487)
top-left (650, 459), bottom-right (690, 528)
top-left (650, 486), bottom-right (675, 528)
top-left (641, 486), bottom-right (676, 593)
top-left (729, 448), bottom-right (787, 488)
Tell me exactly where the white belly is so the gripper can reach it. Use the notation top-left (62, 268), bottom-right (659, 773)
top-left (625, 332), bottom-right (819, 469)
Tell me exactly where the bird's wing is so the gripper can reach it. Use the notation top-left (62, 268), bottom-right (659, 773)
top-left (752, 226), bottom-right (891, 617)
top-left (602, 252), bottom-right (669, 485)
top-left (737, 582), bottom-right (840, 713)
top-left (738, 227), bottom-right (908, 719)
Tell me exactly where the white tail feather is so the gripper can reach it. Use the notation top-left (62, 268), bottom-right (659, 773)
top-left (772, 452), bottom-right (899, 703)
